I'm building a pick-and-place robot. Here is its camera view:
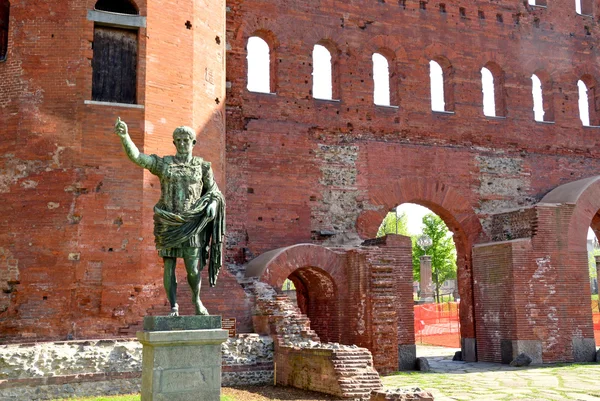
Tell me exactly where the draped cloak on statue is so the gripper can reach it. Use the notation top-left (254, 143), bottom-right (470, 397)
top-left (141, 154), bottom-right (225, 287)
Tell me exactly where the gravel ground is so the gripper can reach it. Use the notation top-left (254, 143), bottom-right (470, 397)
top-left (222, 386), bottom-right (345, 400)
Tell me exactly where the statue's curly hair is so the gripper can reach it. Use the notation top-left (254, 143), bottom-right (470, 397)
top-left (172, 126), bottom-right (196, 141)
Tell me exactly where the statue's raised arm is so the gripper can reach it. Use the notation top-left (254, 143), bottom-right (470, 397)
top-left (114, 117), bottom-right (154, 169)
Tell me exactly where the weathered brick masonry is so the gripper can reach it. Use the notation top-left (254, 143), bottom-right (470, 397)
top-left (225, 0), bottom-right (600, 362)
top-left (1, 0), bottom-right (600, 369)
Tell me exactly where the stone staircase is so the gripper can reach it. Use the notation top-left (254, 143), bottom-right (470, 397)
top-left (249, 281), bottom-right (383, 400)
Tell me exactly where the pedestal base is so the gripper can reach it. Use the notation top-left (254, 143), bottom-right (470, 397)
top-left (137, 316), bottom-right (228, 401)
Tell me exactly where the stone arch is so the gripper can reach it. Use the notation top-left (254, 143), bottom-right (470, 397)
top-left (357, 178), bottom-right (483, 354)
top-left (245, 244), bottom-right (345, 342)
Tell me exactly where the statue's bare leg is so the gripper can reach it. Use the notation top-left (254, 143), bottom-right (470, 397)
top-left (163, 257), bottom-right (179, 316)
top-left (183, 255), bottom-right (208, 315)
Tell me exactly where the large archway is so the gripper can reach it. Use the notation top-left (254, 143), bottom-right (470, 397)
top-left (357, 178), bottom-right (484, 361)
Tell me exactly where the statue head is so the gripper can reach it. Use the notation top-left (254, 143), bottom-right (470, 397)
top-left (172, 126), bottom-right (197, 155)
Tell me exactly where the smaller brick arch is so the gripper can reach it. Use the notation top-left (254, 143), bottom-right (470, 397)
top-left (245, 244), bottom-right (345, 342)
top-left (245, 243), bottom-right (345, 289)
top-left (540, 175), bottom-right (600, 251)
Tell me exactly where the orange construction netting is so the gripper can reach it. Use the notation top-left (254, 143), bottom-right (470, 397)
top-left (414, 302), bottom-right (460, 348)
top-left (415, 302), bottom-right (600, 347)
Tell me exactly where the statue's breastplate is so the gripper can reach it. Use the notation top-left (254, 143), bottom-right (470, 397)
top-left (159, 159), bottom-right (204, 213)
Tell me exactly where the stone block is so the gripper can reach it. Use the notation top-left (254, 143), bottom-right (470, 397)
top-left (398, 344), bottom-right (416, 371)
top-left (143, 315), bottom-right (222, 331)
top-left (137, 326), bottom-right (228, 401)
top-left (572, 338), bottom-right (596, 362)
top-left (501, 340), bottom-right (542, 365)
top-left (461, 338), bottom-right (477, 362)
top-left (510, 353), bottom-right (532, 367)
top-left (415, 357), bottom-right (430, 372)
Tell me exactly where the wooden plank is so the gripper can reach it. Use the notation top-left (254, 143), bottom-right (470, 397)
top-left (92, 26), bottom-right (137, 104)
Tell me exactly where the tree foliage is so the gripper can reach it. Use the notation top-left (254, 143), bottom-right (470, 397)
top-left (412, 214), bottom-right (457, 299)
top-left (376, 211), bottom-right (409, 237)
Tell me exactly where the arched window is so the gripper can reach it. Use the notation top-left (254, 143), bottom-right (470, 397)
top-left (95, 0), bottom-right (138, 14)
top-left (481, 63), bottom-right (506, 117)
top-left (531, 74), bottom-right (544, 122)
top-left (528, 0), bottom-right (547, 6)
top-left (312, 43), bottom-right (338, 100)
top-left (531, 72), bottom-right (554, 122)
top-left (247, 36), bottom-right (271, 93)
top-left (430, 58), bottom-right (454, 112)
top-left (576, 0), bottom-right (593, 16)
top-left (0, 0), bottom-right (9, 61)
top-left (373, 53), bottom-right (390, 106)
top-left (430, 60), bottom-right (445, 111)
top-left (91, 0), bottom-right (140, 104)
top-left (578, 77), bottom-right (599, 126)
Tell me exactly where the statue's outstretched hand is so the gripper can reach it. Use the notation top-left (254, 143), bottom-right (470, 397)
top-left (115, 117), bottom-right (128, 138)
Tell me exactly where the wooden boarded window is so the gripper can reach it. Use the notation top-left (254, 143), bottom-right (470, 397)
top-left (92, 26), bottom-right (137, 104)
top-left (0, 0), bottom-right (9, 61)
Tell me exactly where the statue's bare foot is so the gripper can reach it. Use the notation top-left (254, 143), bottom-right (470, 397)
top-left (195, 301), bottom-right (209, 316)
top-left (169, 304), bottom-right (179, 317)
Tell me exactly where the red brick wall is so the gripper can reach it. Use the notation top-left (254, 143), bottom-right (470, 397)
top-left (474, 201), bottom-right (596, 363)
top-left (0, 0), bottom-right (244, 342)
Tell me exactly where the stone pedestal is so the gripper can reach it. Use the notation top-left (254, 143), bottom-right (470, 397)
top-left (137, 316), bottom-right (228, 401)
top-left (419, 255), bottom-right (434, 303)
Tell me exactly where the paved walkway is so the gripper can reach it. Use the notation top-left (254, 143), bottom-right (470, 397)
top-left (382, 346), bottom-right (600, 401)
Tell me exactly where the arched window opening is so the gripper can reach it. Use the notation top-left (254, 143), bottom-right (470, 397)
top-left (91, 1), bottom-right (140, 104)
top-left (0, 0), bottom-right (9, 61)
top-left (531, 74), bottom-right (545, 122)
top-left (373, 53), bottom-right (390, 106)
top-left (95, 0), bottom-right (139, 15)
top-left (430, 60), bottom-right (445, 111)
top-left (247, 36), bottom-right (271, 93)
top-left (430, 57), bottom-right (455, 112)
top-left (528, 0), bottom-right (547, 6)
top-left (579, 80), bottom-right (592, 126)
top-left (481, 67), bottom-right (496, 117)
top-left (481, 63), bottom-right (506, 117)
top-left (533, 72), bottom-right (555, 122)
top-left (576, 0), bottom-right (593, 16)
top-left (312, 43), bottom-right (335, 100)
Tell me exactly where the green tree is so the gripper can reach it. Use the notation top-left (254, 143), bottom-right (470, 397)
top-left (376, 211), bottom-right (409, 237)
top-left (412, 213), bottom-right (457, 302)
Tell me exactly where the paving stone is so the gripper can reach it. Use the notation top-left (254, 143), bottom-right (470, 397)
top-left (382, 346), bottom-right (600, 401)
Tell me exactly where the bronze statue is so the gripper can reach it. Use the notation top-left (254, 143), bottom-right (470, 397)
top-left (115, 118), bottom-right (225, 316)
